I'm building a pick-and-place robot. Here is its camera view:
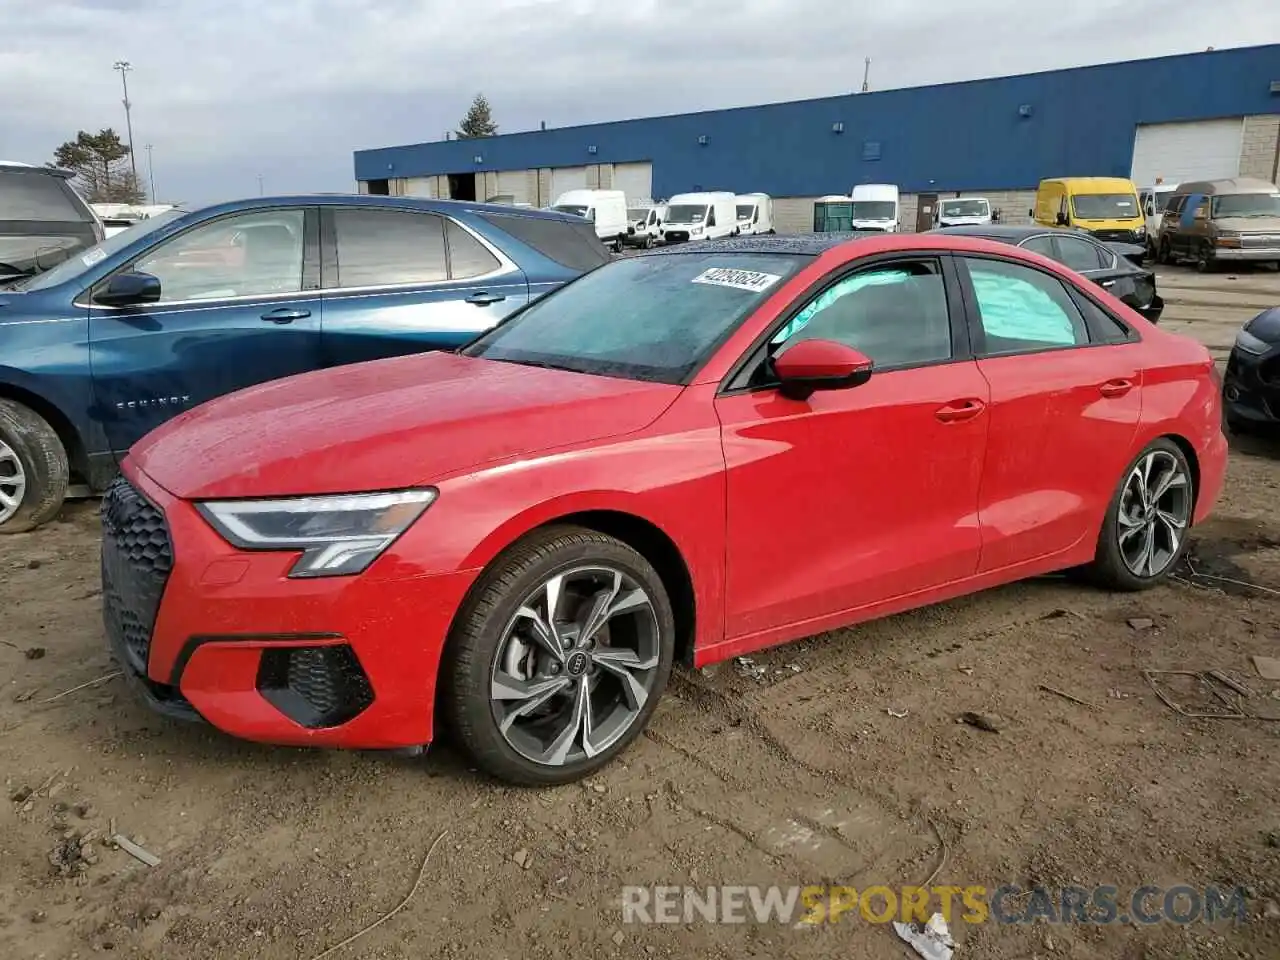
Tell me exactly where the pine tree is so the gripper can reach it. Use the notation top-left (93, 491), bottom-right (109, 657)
top-left (456, 94), bottom-right (498, 139)
top-left (51, 129), bottom-right (145, 203)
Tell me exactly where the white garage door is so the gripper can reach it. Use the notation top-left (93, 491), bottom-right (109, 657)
top-left (612, 162), bottom-right (653, 204)
top-left (550, 166), bottom-right (588, 200)
top-left (492, 170), bottom-right (532, 205)
top-left (1130, 119), bottom-right (1243, 187)
top-left (403, 177), bottom-right (434, 198)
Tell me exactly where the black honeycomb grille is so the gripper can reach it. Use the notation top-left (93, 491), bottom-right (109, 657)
top-left (257, 645), bottom-right (374, 729)
top-left (101, 477), bottom-right (173, 675)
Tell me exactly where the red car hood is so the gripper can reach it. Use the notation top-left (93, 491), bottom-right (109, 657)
top-left (131, 352), bottom-right (682, 500)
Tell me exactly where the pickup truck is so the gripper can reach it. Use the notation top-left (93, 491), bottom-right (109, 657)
top-left (0, 194), bottom-right (609, 532)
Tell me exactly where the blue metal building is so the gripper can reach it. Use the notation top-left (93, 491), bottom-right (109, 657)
top-left (354, 44), bottom-right (1280, 229)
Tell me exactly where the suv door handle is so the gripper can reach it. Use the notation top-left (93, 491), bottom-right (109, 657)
top-left (465, 292), bottom-right (506, 306)
top-left (261, 308), bottom-right (311, 324)
top-left (935, 398), bottom-right (987, 423)
top-left (1099, 378), bottom-right (1134, 398)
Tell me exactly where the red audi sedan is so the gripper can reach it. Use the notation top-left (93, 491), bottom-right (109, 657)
top-left (102, 233), bottom-right (1227, 785)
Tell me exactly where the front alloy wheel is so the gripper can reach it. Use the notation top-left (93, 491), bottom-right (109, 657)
top-left (0, 438), bottom-right (26, 526)
top-left (443, 526), bottom-right (675, 785)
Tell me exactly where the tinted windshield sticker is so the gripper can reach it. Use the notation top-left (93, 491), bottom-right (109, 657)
top-left (692, 267), bottom-right (781, 293)
top-left (81, 249), bottom-right (107, 267)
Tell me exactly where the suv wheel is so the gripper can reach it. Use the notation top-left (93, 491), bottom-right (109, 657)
top-left (1195, 242), bottom-right (1215, 273)
top-left (0, 400), bottom-right (69, 534)
top-left (442, 525), bottom-right (675, 785)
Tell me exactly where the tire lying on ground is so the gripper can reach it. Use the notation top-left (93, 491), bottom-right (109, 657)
top-left (0, 399), bottom-right (69, 534)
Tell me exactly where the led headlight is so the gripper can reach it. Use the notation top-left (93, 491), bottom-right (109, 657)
top-left (197, 489), bottom-right (437, 578)
top-left (1234, 328), bottom-right (1271, 356)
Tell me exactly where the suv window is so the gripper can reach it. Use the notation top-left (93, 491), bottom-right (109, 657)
top-left (962, 257), bottom-right (1089, 355)
top-left (1054, 236), bottom-right (1106, 272)
top-left (0, 169), bottom-right (86, 221)
top-left (771, 260), bottom-right (952, 368)
top-left (333, 208), bottom-right (447, 287)
top-left (446, 221), bottom-right (500, 279)
top-left (132, 209), bottom-right (305, 303)
top-left (480, 213), bottom-right (611, 272)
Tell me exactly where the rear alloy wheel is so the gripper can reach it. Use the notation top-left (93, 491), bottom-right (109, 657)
top-left (1196, 243), bottom-right (1214, 273)
top-left (1086, 440), bottom-right (1193, 590)
top-left (0, 400), bottom-right (69, 534)
top-left (442, 526), bottom-right (674, 785)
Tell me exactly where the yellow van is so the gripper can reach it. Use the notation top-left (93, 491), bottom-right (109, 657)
top-left (1032, 177), bottom-right (1145, 243)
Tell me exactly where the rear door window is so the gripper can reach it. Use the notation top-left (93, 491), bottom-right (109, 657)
top-left (0, 170), bottom-right (86, 221)
top-left (445, 221), bottom-right (501, 279)
top-left (482, 213), bottom-right (612, 271)
top-left (331, 208), bottom-right (448, 287)
top-left (1053, 236), bottom-right (1106, 273)
top-left (961, 257), bottom-right (1090, 355)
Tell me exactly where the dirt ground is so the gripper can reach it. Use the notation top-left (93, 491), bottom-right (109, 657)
top-left (2, 266), bottom-right (1280, 960)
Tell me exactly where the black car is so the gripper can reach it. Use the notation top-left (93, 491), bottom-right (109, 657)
top-left (0, 162), bottom-right (103, 283)
top-left (1223, 306), bottom-right (1280, 432)
top-left (934, 225), bottom-right (1164, 324)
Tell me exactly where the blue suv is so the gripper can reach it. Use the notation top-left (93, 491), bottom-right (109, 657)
top-left (0, 194), bottom-right (610, 532)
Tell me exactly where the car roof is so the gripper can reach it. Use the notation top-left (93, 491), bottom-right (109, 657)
top-left (183, 193), bottom-right (586, 222)
top-left (1174, 178), bottom-right (1278, 196)
top-left (0, 162), bottom-right (75, 179)
top-left (639, 233), bottom-right (889, 257)
top-left (933, 224), bottom-right (1099, 242)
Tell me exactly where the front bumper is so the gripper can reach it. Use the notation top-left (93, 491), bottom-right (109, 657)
top-left (101, 465), bottom-right (479, 749)
top-left (1223, 344), bottom-right (1280, 424)
top-left (1212, 246), bottom-right (1280, 262)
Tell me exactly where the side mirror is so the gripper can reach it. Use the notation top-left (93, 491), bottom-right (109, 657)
top-left (1056, 212), bottom-right (1069, 226)
top-left (1028, 208), bottom-right (1035, 218)
top-left (773, 339), bottom-right (873, 401)
top-left (95, 271), bottom-right (161, 308)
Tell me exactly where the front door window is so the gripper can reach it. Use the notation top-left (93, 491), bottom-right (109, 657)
top-left (131, 210), bottom-right (305, 303)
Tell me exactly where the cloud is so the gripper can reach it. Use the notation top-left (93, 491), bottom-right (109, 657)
top-left (2, 0), bottom-right (1277, 205)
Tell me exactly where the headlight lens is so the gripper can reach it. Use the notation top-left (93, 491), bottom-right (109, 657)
top-left (1234, 328), bottom-right (1271, 356)
top-left (197, 489), bottom-right (437, 578)
top-left (691, 226), bottom-right (703, 235)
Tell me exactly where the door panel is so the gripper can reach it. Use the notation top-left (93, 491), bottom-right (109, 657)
top-left (319, 207), bottom-right (529, 365)
top-left (88, 207), bottom-right (322, 453)
top-left (957, 255), bottom-right (1143, 571)
top-left (714, 255), bottom-right (988, 640)
top-left (716, 364), bottom-right (989, 639)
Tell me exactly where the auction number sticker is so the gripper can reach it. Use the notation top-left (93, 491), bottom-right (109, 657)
top-left (692, 267), bottom-right (782, 293)
top-left (81, 249), bottom-right (107, 267)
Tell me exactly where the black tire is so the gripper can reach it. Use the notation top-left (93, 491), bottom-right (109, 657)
top-left (1156, 238), bottom-right (1172, 265)
top-left (441, 525), bottom-right (675, 786)
top-left (1084, 438), bottom-right (1194, 591)
top-left (0, 400), bottom-right (69, 534)
top-left (1195, 242), bottom-right (1214, 273)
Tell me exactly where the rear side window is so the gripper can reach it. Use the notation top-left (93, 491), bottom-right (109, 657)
top-left (0, 171), bottom-right (86, 221)
top-left (332, 208), bottom-right (447, 287)
top-left (1073, 291), bottom-right (1135, 344)
top-left (1054, 236), bottom-right (1106, 272)
top-left (480, 213), bottom-right (611, 271)
top-left (446, 221), bottom-right (500, 279)
top-left (962, 257), bottom-right (1089, 355)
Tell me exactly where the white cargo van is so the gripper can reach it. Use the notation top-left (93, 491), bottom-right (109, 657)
top-left (551, 189), bottom-right (630, 250)
top-left (734, 193), bottom-right (774, 235)
top-left (661, 192), bottom-right (737, 242)
top-left (935, 196), bottom-right (993, 227)
top-left (850, 184), bottom-right (900, 232)
top-left (1139, 182), bottom-right (1179, 259)
top-left (625, 202), bottom-right (666, 248)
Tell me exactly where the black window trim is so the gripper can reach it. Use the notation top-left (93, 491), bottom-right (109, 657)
top-left (953, 251), bottom-right (1140, 360)
top-left (78, 205), bottom-right (321, 310)
top-left (319, 205), bottom-right (517, 295)
top-left (718, 249), bottom-right (973, 396)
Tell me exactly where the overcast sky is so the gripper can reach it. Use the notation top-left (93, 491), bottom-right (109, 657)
top-left (4, 0), bottom-right (1278, 206)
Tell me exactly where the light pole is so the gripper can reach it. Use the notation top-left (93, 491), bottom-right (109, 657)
top-left (112, 61), bottom-right (138, 190)
top-left (257, 174), bottom-right (264, 196)
top-left (144, 144), bottom-right (156, 202)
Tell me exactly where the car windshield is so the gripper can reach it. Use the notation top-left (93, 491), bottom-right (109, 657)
top-left (941, 199), bottom-right (989, 218)
top-left (551, 204), bottom-right (590, 218)
top-left (1212, 193), bottom-right (1280, 218)
top-left (850, 201), bottom-right (895, 220)
top-left (664, 205), bottom-right (707, 225)
top-left (464, 251), bottom-right (808, 383)
top-left (627, 208), bottom-right (651, 221)
top-left (14, 210), bottom-right (184, 292)
top-left (736, 205), bottom-right (755, 220)
top-left (1070, 193), bottom-right (1138, 220)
